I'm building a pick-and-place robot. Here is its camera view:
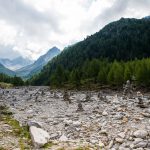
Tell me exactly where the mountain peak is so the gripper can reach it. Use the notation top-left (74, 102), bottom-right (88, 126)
top-left (47, 46), bottom-right (60, 54)
top-left (0, 56), bottom-right (33, 71)
top-left (142, 16), bottom-right (150, 19)
top-left (51, 46), bottom-right (60, 50)
top-left (16, 46), bottom-right (60, 78)
top-left (39, 47), bottom-right (60, 62)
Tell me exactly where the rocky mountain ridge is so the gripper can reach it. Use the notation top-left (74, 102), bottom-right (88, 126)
top-left (16, 47), bottom-right (60, 78)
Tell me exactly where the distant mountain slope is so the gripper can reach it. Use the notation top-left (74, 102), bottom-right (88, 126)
top-left (0, 56), bottom-right (33, 71)
top-left (29, 17), bottom-right (150, 85)
top-left (143, 16), bottom-right (150, 19)
top-left (0, 63), bottom-right (15, 76)
top-left (16, 47), bottom-right (60, 78)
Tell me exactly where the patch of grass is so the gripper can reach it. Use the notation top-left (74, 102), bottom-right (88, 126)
top-left (0, 82), bottom-right (13, 88)
top-left (19, 138), bottom-right (25, 150)
top-left (2, 116), bottom-right (21, 136)
top-left (0, 105), bottom-right (32, 149)
top-left (0, 147), bottom-right (7, 150)
top-left (57, 148), bottom-right (65, 150)
top-left (42, 141), bottom-right (56, 149)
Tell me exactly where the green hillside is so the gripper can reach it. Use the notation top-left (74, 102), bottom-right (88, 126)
top-left (29, 17), bottom-right (150, 86)
top-left (0, 63), bottom-right (15, 76)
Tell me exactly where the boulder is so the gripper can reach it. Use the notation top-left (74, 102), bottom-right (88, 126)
top-left (29, 126), bottom-right (50, 148)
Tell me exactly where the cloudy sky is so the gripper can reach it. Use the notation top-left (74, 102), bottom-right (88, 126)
top-left (0, 0), bottom-right (149, 60)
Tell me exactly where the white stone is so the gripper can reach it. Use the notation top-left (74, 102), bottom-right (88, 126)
top-left (99, 141), bottom-right (105, 147)
top-left (118, 132), bottom-right (126, 139)
top-left (134, 138), bottom-right (143, 144)
top-left (135, 141), bottom-right (148, 148)
top-left (133, 130), bottom-right (148, 139)
top-left (64, 119), bottom-right (73, 125)
top-left (26, 109), bottom-right (33, 114)
top-left (91, 139), bottom-right (97, 144)
top-left (73, 121), bottom-right (81, 126)
top-left (59, 134), bottom-right (68, 141)
top-left (29, 126), bottom-right (50, 148)
top-left (102, 111), bottom-right (108, 116)
top-left (115, 138), bottom-right (124, 143)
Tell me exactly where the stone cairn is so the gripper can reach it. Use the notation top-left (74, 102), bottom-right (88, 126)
top-left (35, 95), bottom-right (38, 102)
top-left (85, 92), bottom-right (91, 102)
top-left (0, 89), bottom-right (4, 105)
top-left (41, 90), bottom-right (45, 96)
top-left (49, 90), bottom-right (54, 98)
top-left (123, 80), bottom-right (133, 99)
top-left (24, 89), bottom-right (28, 94)
top-left (54, 91), bottom-right (59, 99)
top-left (136, 91), bottom-right (146, 108)
top-left (63, 90), bottom-right (71, 104)
top-left (98, 91), bottom-right (106, 102)
top-left (76, 101), bottom-right (84, 112)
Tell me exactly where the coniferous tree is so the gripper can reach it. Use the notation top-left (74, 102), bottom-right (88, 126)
top-left (124, 63), bottom-right (132, 81)
top-left (69, 69), bottom-right (81, 88)
top-left (51, 65), bottom-right (65, 86)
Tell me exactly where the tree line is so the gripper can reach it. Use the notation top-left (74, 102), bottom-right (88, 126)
top-left (0, 73), bottom-right (24, 86)
top-left (45, 58), bottom-right (150, 88)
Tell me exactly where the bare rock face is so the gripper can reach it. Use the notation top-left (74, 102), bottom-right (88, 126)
top-left (29, 126), bottom-right (50, 148)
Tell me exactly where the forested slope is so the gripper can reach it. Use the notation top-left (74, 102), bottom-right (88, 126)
top-left (29, 17), bottom-right (150, 86)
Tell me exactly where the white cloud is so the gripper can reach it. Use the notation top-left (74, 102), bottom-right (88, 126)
top-left (0, 0), bottom-right (149, 60)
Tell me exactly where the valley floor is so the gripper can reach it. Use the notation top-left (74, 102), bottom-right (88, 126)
top-left (0, 86), bottom-right (150, 150)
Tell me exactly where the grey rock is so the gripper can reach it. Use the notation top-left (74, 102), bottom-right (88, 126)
top-left (133, 130), bottom-right (148, 139)
top-left (27, 121), bottom-right (42, 128)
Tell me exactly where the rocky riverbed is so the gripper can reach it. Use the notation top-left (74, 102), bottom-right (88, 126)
top-left (0, 86), bottom-right (150, 149)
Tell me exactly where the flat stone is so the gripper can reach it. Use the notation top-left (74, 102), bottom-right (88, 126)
top-left (134, 141), bottom-right (148, 148)
top-left (118, 132), bottom-right (126, 139)
top-left (72, 121), bottom-right (81, 126)
top-left (142, 113), bottom-right (150, 118)
top-left (50, 133), bottom-right (59, 139)
top-left (59, 134), bottom-right (68, 142)
top-left (133, 130), bottom-right (148, 139)
top-left (115, 138), bottom-right (124, 143)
